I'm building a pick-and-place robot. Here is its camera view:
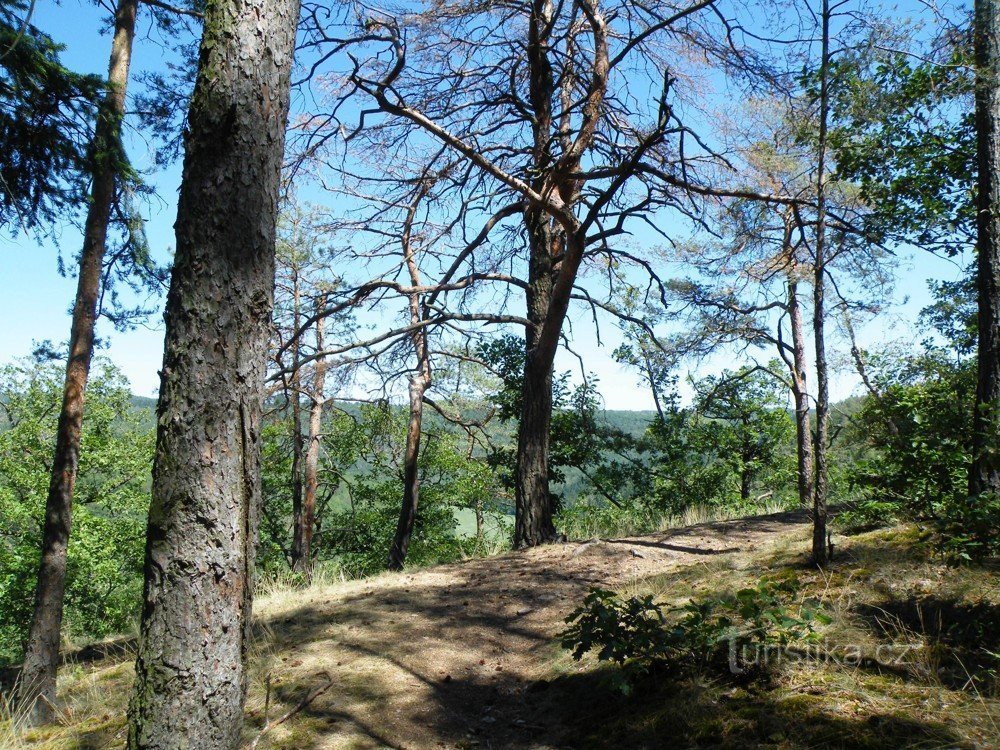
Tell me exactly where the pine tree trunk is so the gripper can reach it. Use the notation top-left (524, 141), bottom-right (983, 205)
top-left (513, 0), bottom-right (562, 549)
top-left (301, 296), bottom-right (327, 580)
top-left (388, 367), bottom-right (429, 570)
top-left (126, 0), bottom-right (298, 743)
top-left (18, 0), bottom-right (137, 723)
top-left (389, 199), bottom-right (431, 571)
top-left (513, 207), bottom-right (559, 548)
top-left (290, 271), bottom-right (307, 572)
top-left (788, 277), bottom-right (814, 508)
top-left (970, 0), bottom-right (1000, 498)
top-left (514, 345), bottom-right (558, 547)
top-left (811, 0), bottom-right (831, 567)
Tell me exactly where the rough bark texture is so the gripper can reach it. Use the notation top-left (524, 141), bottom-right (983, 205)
top-left (811, 0), bottom-right (831, 567)
top-left (971, 0), bottom-right (1000, 498)
top-left (18, 0), bottom-right (137, 723)
top-left (126, 0), bottom-right (299, 744)
top-left (514, 204), bottom-right (560, 548)
top-left (787, 277), bottom-right (814, 508)
top-left (301, 296), bottom-right (328, 580)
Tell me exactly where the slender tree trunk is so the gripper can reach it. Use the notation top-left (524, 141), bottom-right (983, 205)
top-left (301, 295), bottom-right (328, 580)
top-left (970, 0), bottom-right (1000, 497)
top-left (812, 0), bottom-right (832, 566)
top-left (18, 0), bottom-right (137, 723)
top-left (388, 364), bottom-right (430, 570)
top-left (126, 0), bottom-right (298, 743)
top-left (290, 271), bottom-right (307, 572)
top-left (466, 434), bottom-right (484, 544)
top-left (740, 465), bottom-right (752, 505)
top-left (475, 499), bottom-right (484, 542)
top-left (389, 193), bottom-right (432, 570)
top-left (787, 277), bottom-right (814, 508)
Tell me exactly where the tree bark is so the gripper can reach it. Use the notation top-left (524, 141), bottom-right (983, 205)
top-left (811, 0), bottom-right (831, 566)
top-left (389, 190), bottom-right (432, 570)
top-left (388, 365), bottom-right (430, 570)
top-left (513, 205), bottom-right (560, 548)
top-left (970, 0), bottom-right (1000, 498)
top-left (126, 0), bottom-right (298, 743)
top-left (787, 277), bottom-right (814, 508)
top-left (18, 0), bottom-right (138, 723)
top-left (301, 295), bottom-right (328, 580)
top-left (513, 0), bottom-right (564, 548)
top-left (290, 268), bottom-right (306, 572)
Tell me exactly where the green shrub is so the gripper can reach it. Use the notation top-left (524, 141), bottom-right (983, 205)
top-left (561, 577), bottom-right (828, 691)
top-left (936, 492), bottom-right (1000, 564)
top-left (0, 358), bottom-right (151, 663)
top-left (835, 498), bottom-right (900, 534)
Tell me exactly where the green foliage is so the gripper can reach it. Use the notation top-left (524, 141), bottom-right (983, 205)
top-left (562, 578), bottom-right (827, 691)
top-left (847, 277), bottom-right (1000, 562)
top-left (556, 501), bottom-right (667, 540)
top-left (477, 335), bottom-right (635, 507)
top-left (828, 40), bottom-right (974, 257)
top-left (692, 368), bottom-right (796, 504)
top-left (936, 493), bottom-right (1000, 564)
top-left (259, 401), bottom-right (507, 578)
top-left (848, 350), bottom-right (974, 523)
top-left (0, 0), bottom-right (102, 232)
top-left (625, 370), bottom-right (795, 517)
top-left (0, 357), bottom-right (152, 664)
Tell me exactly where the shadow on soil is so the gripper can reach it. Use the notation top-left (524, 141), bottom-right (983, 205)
top-left (28, 511), bottom-right (977, 749)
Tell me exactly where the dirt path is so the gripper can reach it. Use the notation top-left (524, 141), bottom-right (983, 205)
top-left (251, 510), bottom-right (812, 749)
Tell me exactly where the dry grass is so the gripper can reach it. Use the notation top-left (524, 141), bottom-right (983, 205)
top-left (4, 513), bottom-right (998, 749)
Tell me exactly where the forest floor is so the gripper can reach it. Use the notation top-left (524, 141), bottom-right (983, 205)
top-left (7, 509), bottom-right (1000, 749)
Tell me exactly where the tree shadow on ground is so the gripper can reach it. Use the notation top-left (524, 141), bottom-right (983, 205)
top-left (244, 643), bottom-right (977, 750)
top-left (854, 595), bottom-right (1000, 693)
top-left (246, 519), bottom-right (978, 750)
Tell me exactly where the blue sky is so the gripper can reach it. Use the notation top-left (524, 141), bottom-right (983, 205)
top-left (0, 0), bottom-right (973, 409)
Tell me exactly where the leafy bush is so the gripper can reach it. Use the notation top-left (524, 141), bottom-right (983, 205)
top-left (562, 577), bottom-right (828, 691)
top-left (848, 351), bottom-right (973, 523)
top-left (322, 478), bottom-right (467, 578)
top-left (0, 358), bottom-right (152, 664)
top-left (836, 498), bottom-right (900, 534)
top-left (556, 501), bottom-right (668, 540)
top-left (936, 492), bottom-right (1000, 564)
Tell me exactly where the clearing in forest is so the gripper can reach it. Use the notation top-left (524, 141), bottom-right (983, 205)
top-left (11, 510), bottom-right (1000, 749)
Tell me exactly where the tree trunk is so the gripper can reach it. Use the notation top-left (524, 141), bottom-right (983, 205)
top-left (290, 270), bottom-right (306, 572)
top-left (513, 205), bottom-right (560, 548)
top-left (388, 367), bottom-right (430, 570)
top-left (389, 193), bottom-right (432, 571)
top-left (126, 0), bottom-right (298, 743)
top-left (18, 0), bottom-right (137, 723)
top-left (512, 0), bottom-right (562, 549)
top-left (970, 0), bottom-right (1000, 498)
top-left (301, 295), bottom-right (328, 580)
top-left (475, 499), bottom-right (484, 543)
top-left (740, 465), bottom-right (752, 505)
top-left (514, 345), bottom-right (558, 547)
top-left (787, 277), bottom-right (814, 508)
top-left (811, 0), bottom-right (831, 567)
